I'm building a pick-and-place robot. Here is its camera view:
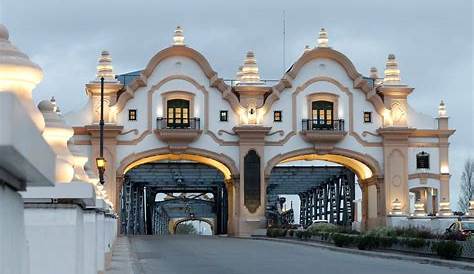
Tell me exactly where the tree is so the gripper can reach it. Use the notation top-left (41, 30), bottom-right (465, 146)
top-left (458, 159), bottom-right (474, 213)
top-left (175, 222), bottom-right (197, 235)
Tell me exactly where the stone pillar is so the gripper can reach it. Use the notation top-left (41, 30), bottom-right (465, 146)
top-left (233, 125), bottom-right (271, 235)
top-left (225, 177), bottom-right (240, 235)
top-left (437, 105), bottom-right (453, 215)
top-left (86, 125), bottom-right (123, 209)
top-left (361, 183), bottom-right (369, 231)
top-left (378, 128), bottom-right (414, 217)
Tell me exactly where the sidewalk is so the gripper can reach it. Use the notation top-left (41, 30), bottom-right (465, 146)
top-left (105, 237), bottom-right (136, 274)
top-left (243, 236), bottom-right (474, 271)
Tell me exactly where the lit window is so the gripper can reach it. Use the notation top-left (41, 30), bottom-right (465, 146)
top-left (416, 151), bottom-right (430, 169)
top-left (364, 112), bottom-right (372, 123)
top-left (274, 111), bottom-right (282, 122)
top-left (220, 110), bottom-right (228, 122)
top-left (128, 109), bottom-right (137, 121)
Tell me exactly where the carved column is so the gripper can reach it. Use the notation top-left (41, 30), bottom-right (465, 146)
top-left (233, 125), bottom-right (271, 235)
top-left (378, 128), bottom-right (414, 216)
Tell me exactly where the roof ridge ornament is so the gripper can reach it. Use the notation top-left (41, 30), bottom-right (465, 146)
top-left (96, 50), bottom-right (116, 81)
top-left (304, 45), bottom-right (311, 53)
top-left (173, 26), bottom-right (185, 46)
top-left (317, 28), bottom-right (329, 48)
top-left (383, 54), bottom-right (401, 85)
top-left (237, 51), bottom-right (263, 85)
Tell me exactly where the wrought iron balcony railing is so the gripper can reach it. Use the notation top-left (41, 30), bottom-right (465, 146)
top-left (301, 119), bottom-right (345, 132)
top-left (156, 117), bottom-right (200, 130)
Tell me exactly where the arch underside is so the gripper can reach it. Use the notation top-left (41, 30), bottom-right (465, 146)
top-left (280, 154), bottom-right (373, 180)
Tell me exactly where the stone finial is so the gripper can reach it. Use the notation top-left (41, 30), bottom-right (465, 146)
top-left (317, 28), bottom-right (329, 48)
top-left (304, 45), bottom-right (311, 53)
top-left (238, 51), bottom-right (263, 85)
top-left (173, 26), bottom-right (185, 46)
top-left (438, 100), bottom-right (447, 117)
top-left (96, 50), bottom-right (115, 81)
top-left (383, 54), bottom-right (401, 85)
top-left (38, 99), bottom-right (75, 183)
top-left (0, 24), bottom-right (44, 129)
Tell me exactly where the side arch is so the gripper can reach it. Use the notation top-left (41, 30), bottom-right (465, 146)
top-left (264, 147), bottom-right (382, 181)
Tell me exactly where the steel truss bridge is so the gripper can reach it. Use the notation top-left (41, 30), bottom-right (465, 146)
top-left (267, 166), bottom-right (355, 228)
top-left (121, 163), bottom-right (355, 235)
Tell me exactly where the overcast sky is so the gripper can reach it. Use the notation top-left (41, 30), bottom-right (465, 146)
top-left (1, 0), bottom-right (472, 208)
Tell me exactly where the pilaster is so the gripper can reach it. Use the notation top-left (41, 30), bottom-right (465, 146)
top-left (378, 127), bottom-right (414, 216)
top-left (233, 125), bottom-right (271, 235)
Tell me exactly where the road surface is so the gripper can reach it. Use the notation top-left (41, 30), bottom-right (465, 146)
top-left (128, 235), bottom-right (471, 274)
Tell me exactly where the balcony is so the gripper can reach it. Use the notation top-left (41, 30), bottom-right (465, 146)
top-left (300, 119), bottom-right (347, 143)
top-left (154, 117), bottom-right (202, 145)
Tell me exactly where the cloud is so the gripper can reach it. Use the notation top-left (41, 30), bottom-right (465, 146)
top-left (2, 0), bottom-right (473, 206)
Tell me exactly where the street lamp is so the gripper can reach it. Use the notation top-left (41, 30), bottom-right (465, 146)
top-left (96, 76), bottom-right (106, 184)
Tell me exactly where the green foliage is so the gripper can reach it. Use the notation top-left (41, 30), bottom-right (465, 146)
top-left (394, 227), bottom-right (437, 239)
top-left (432, 241), bottom-right (463, 260)
top-left (266, 228), bottom-right (288, 238)
top-left (175, 223), bottom-right (197, 235)
top-left (307, 223), bottom-right (339, 234)
top-left (331, 233), bottom-right (354, 247)
top-left (357, 235), bottom-right (379, 250)
top-left (288, 229), bottom-right (294, 237)
top-left (401, 238), bottom-right (426, 249)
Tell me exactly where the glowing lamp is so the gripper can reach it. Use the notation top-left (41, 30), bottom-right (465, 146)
top-left (390, 198), bottom-right (402, 215)
top-left (96, 157), bottom-right (106, 170)
top-left (440, 165), bottom-right (450, 174)
top-left (414, 201), bottom-right (426, 217)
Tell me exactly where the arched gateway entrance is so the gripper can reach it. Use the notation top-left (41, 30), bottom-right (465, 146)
top-left (116, 148), bottom-right (239, 235)
top-left (265, 148), bottom-right (384, 230)
top-left (68, 30), bottom-right (454, 236)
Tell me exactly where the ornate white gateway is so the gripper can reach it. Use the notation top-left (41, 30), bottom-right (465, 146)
top-left (67, 27), bottom-right (455, 235)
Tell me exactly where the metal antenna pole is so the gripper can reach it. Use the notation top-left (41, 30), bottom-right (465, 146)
top-left (282, 10), bottom-right (286, 73)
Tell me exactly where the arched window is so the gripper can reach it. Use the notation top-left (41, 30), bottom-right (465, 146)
top-left (416, 151), bottom-right (430, 169)
top-left (312, 100), bottom-right (333, 129)
top-left (244, 150), bottom-right (261, 213)
top-left (167, 99), bottom-right (190, 128)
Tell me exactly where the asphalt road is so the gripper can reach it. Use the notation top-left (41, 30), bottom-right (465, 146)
top-left (129, 235), bottom-right (470, 274)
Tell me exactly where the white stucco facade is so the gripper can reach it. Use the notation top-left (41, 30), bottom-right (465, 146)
top-left (61, 27), bottom-right (460, 235)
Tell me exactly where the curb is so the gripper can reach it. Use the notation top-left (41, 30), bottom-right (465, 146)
top-left (236, 236), bottom-right (474, 271)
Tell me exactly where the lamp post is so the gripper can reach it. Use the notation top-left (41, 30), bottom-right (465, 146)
top-left (96, 76), bottom-right (106, 184)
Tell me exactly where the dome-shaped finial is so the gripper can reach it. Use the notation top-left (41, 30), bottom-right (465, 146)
top-left (383, 54), bottom-right (401, 85)
top-left (238, 51), bottom-right (263, 85)
top-left (438, 100), bottom-right (447, 117)
top-left (173, 26), bottom-right (185, 46)
top-left (317, 28), bottom-right (329, 48)
top-left (0, 24), bottom-right (9, 40)
top-left (96, 50), bottom-right (115, 81)
top-left (304, 45), bottom-right (311, 53)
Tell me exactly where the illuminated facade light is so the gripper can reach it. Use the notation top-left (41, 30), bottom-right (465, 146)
top-left (390, 198), bottom-right (403, 215)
